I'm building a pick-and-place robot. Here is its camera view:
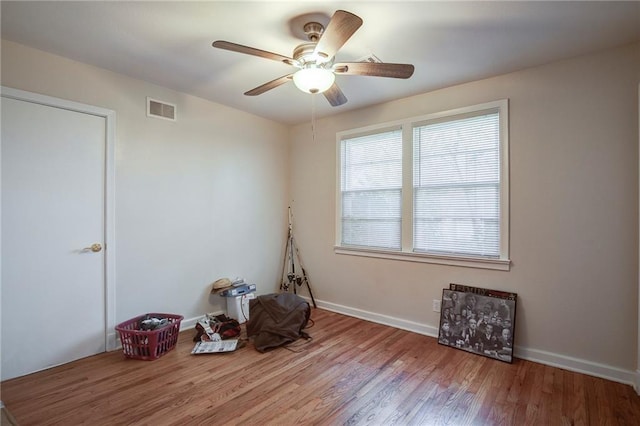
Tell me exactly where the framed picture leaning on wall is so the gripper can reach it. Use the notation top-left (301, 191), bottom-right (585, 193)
top-left (438, 284), bottom-right (517, 363)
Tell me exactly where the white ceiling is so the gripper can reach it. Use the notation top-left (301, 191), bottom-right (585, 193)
top-left (2, 1), bottom-right (639, 125)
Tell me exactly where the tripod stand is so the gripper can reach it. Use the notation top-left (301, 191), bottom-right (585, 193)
top-left (280, 207), bottom-right (317, 308)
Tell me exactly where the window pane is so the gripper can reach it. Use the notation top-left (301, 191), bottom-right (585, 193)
top-left (413, 112), bottom-right (500, 258)
top-left (342, 130), bottom-right (402, 191)
top-left (341, 129), bottom-right (402, 250)
top-left (414, 186), bottom-right (500, 256)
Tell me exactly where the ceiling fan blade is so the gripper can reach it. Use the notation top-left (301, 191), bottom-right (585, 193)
top-left (213, 40), bottom-right (296, 65)
top-left (333, 62), bottom-right (415, 79)
top-left (323, 83), bottom-right (347, 107)
top-left (313, 10), bottom-right (363, 61)
top-left (244, 74), bottom-right (294, 96)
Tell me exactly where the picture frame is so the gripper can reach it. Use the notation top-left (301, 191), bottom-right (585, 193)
top-left (437, 284), bottom-right (517, 363)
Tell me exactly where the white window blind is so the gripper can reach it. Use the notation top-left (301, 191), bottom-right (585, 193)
top-left (413, 111), bottom-right (501, 258)
top-left (340, 129), bottom-right (402, 250)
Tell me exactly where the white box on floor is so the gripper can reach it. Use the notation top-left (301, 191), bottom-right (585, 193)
top-left (226, 292), bottom-right (255, 324)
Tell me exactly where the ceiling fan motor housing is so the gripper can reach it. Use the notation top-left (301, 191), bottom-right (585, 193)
top-left (293, 42), bottom-right (333, 67)
top-left (303, 22), bottom-right (324, 42)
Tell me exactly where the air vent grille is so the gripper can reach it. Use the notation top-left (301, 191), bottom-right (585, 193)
top-left (147, 97), bottom-right (176, 121)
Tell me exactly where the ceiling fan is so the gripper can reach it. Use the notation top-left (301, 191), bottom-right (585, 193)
top-left (212, 10), bottom-right (415, 107)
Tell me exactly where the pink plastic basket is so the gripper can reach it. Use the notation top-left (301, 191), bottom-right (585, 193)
top-left (115, 313), bottom-right (183, 360)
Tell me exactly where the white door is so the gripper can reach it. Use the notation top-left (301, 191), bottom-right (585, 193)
top-left (1, 92), bottom-right (110, 380)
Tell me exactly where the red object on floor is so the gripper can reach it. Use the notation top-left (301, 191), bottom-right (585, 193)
top-left (115, 313), bottom-right (183, 360)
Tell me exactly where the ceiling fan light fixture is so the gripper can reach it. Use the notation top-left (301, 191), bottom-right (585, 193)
top-left (212, 10), bottom-right (411, 107)
top-left (293, 67), bottom-right (335, 94)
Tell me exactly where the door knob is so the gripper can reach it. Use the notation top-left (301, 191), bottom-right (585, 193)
top-left (84, 243), bottom-right (102, 252)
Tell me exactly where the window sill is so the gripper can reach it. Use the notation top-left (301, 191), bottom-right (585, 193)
top-left (334, 246), bottom-right (511, 271)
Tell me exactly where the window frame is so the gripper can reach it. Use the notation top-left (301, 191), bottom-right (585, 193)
top-left (335, 99), bottom-right (510, 271)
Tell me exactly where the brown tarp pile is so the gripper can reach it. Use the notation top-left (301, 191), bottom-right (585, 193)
top-left (246, 293), bottom-right (310, 352)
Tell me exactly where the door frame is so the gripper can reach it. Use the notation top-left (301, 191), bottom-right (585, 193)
top-left (1, 86), bottom-right (117, 351)
top-left (637, 82), bottom-right (640, 395)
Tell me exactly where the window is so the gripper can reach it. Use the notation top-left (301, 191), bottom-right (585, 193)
top-left (340, 129), bottom-right (403, 250)
top-left (336, 100), bottom-right (510, 270)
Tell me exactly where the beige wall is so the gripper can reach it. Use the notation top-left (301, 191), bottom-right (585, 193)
top-left (290, 43), bottom-right (640, 374)
top-left (2, 37), bottom-right (639, 379)
top-left (1, 40), bottom-right (291, 324)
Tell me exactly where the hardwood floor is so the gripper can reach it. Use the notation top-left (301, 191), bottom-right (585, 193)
top-left (2, 308), bottom-right (640, 425)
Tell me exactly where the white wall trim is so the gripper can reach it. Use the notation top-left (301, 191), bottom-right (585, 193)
top-left (515, 346), bottom-right (637, 388)
top-left (302, 296), bottom-right (440, 338)
top-left (107, 331), bottom-right (119, 351)
top-left (180, 311), bottom-right (224, 332)
top-left (1, 86), bottom-right (118, 352)
top-left (637, 82), bottom-right (640, 395)
top-left (302, 296), bottom-right (638, 389)
top-left (334, 246), bottom-right (511, 271)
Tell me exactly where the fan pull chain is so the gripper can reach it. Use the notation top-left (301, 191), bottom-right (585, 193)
top-left (311, 93), bottom-right (317, 143)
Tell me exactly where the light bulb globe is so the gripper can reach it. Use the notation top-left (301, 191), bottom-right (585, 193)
top-left (293, 68), bottom-right (335, 94)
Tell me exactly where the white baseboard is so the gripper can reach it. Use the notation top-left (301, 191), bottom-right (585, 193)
top-left (107, 332), bottom-right (118, 351)
top-left (181, 310), bottom-right (225, 330)
top-left (180, 315), bottom-right (201, 331)
top-left (302, 296), bottom-right (638, 389)
top-left (514, 346), bottom-right (637, 389)
top-left (305, 297), bottom-right (440, 338)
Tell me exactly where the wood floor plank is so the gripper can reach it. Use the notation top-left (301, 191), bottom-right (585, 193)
top-left (2, 308), bottom-right (639, 425)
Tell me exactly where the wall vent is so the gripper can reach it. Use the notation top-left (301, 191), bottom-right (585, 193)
top-left (147, 97), bottom-right (176, 121)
